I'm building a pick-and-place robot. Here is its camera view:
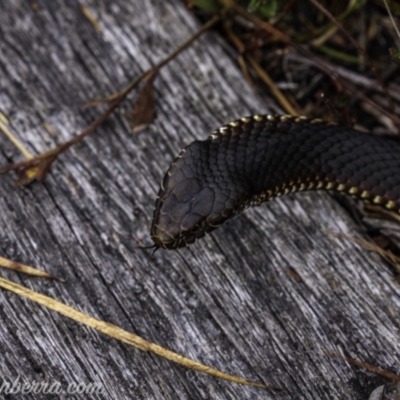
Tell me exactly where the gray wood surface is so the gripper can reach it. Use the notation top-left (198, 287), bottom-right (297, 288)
top-left (0, 1), bottom-right (399, 399)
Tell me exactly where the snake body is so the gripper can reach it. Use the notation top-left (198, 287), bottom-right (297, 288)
top-left (151, 114), bottom-right (400, 249)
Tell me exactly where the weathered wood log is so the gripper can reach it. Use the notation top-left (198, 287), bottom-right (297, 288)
top-left (0, 1), bottom-right (399, 399)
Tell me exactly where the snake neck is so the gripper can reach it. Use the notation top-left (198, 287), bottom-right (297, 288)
top-left (205, 114), bottom-right (400, 212)
top-left (151, 114), bottom-right (400, 249)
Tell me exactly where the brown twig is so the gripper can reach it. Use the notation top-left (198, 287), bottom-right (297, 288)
top-left (201, 1), bottom-right (400, 133)
top-left (222, 0), bottom-right (399, 127)
top-left (0, 13), bottom-right (223, 183)
top-left (282, 46), bottom-right (400, 126)
top-left (220, 0), bottom-right (290, 42)
top-left (308, 0), bottom-right (394, 113)
top-left (383, 0), bottom-right (400, 40)
top-left (344, 80), bottom-right (400, 126)
top-left (327, 229), bottom-right (400, 274)
top-left (285, 52), bottom-right (400, 102)
top-left (325, 350), bottom-right (400, 382)
top-left (224, 24), bottom-right (298, 115)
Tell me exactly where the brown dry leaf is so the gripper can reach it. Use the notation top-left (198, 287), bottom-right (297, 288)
top-left (130, 75), bottom-right (157, 134)
top-left (15, 154), bottom-right (57, 186)
top-left (16, 166), bottom-right (41, 186)
top-left (0, 256), bottom-right (64, 281)
top-left (0, 276), bottom-right (276, 390)
top-left (285, 267), bottom-right (302, 282)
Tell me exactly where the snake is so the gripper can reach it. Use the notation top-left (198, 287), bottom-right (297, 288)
top-left (150, 114), bottom-right (400, 250)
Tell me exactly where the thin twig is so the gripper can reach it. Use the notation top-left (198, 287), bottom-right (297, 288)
top-left (283, 49), bottom-right (400, 125)
top-left (308, 0), bottom-right (394, 113)
top-left (247, 57), bottom-right (298, 115)
top-left (327, 229), bottom-right (400, 274)
top-left (215, 0), bottom-right (399, 126)
top-left (0, 13), bottom-right (223, 181)
top-left (285, 52), bottom-right (400, 102)
top-left (325, 351), bottom-right (400, 382)
top-left (224, 25), bottom-right (298, 115)
top-left (0, 276), bottom-right (278, 389)
top-left (219, 0), bottom-right (291, 42)
top-left (344, 80), bottom-right (400, 126)
top-left (0, 120), bottom-right (33, 160)
top-left (0, 256), bottom-right (64, 281)
top-left (383, 0), bottom-right (400, 41)
top-left (311, 0), bottom-right (361, 47)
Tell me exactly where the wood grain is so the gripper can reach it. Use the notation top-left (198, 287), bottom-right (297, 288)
top-left (0, 1), bottom-right (399, 399)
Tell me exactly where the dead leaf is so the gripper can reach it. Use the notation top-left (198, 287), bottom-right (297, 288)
top-left (14, 154), bottom-right (57, 186)
top-left (130, 74), bottom-right (157, 134)
top-left (285, 267), bottom-right (302, 282)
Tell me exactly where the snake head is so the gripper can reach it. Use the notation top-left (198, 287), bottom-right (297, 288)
top-left (150, 142), bottom-right (235, 249)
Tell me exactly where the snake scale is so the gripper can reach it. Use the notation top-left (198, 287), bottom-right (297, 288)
top-left (151, 114), bottom-right (400, 249)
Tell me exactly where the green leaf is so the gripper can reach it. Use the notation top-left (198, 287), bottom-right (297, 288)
top-left (390, 48), bottom-right (400, 66)
top-left (192, 0), bottom-right (221, 11)
top-left (391, 48), bottom-right (400, 59)
top-left (247, 0), bottom-right (278, 18)
top-left (248, 0), bottom-right (264, 12)
top-left (259, 0), bottom-right (278, 18)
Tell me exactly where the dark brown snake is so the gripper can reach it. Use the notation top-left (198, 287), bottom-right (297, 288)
top-left (150, 114), bottom-right (400, 250)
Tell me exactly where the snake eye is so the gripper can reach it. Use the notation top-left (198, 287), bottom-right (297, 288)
top-left (193, 223), bottom-right (200, 230)
top-left (188, 217), bottom-right (207, 234)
